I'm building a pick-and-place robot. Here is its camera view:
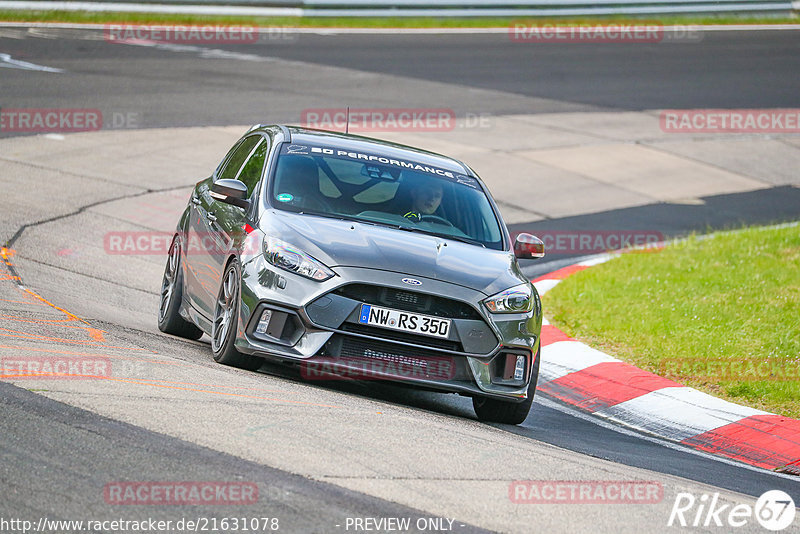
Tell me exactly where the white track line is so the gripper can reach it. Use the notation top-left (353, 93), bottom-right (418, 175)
top-left (0, 52), bottom-right (63, 72)
top-left (535, 395), bottom-right (800, 482)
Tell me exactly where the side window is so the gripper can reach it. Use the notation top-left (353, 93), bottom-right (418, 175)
top-left (236, 138), bottom-right (268, 196)
top-left (218, 135), bottom-right (260, 181)
top-left (215, 139), bottom-right (243, 177)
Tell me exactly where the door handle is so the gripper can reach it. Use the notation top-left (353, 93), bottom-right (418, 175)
top-left (191, 196), bottom-right (201, 205)
top-left (207, 212), bottom-right (217, 222)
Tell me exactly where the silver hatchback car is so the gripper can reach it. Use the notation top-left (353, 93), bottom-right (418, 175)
top-left (159, 125), bottom-right (545, 424)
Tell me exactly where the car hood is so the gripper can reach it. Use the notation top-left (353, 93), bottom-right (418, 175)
top-left (265, 211), bottom-right (526, 296)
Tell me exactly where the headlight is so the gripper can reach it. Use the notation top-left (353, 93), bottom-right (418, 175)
top-left (264, 237), bottom-right (334, 282)
top-left (483, 283), bottom-right (534, 313)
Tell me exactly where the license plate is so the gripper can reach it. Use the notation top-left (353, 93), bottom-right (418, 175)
top-left (358, 304), bottom-right (451, 339)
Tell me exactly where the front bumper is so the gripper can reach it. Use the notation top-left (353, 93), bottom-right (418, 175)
top-left (236, 255), bottom-right (541, 401)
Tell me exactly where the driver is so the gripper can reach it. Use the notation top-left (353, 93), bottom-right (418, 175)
top-left (404, 180), bottom-right (444, 222)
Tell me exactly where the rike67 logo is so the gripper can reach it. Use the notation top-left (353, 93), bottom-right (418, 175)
top-left (668, 490), bottom-right (796, 531)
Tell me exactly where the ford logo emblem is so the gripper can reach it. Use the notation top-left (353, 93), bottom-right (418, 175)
top-left (402, 278), bottom-right (422, 286)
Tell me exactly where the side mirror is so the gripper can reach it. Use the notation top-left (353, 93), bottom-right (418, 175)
top-left (210, 179), bottom-right (249, 209)
top-left (514, 233), bottom-right (545, 259)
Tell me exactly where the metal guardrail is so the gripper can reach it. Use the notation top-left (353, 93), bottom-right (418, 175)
top-left (302, 0), bottom-right (795, 16)
top-left (305, 4), bottom-right (794, 18)
top-left (7, 0), bottom-right (797, 15)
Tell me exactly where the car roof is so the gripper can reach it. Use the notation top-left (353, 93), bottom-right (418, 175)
top-left (257, 125), bottom-right (472, 176)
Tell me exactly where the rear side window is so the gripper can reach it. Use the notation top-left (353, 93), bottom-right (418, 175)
top-left (218, 135), bottom-right (261, 182)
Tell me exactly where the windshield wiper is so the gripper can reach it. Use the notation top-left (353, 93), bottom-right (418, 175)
top-left (295, 210), bottom-right (360, 224)
top-left (396, 226), bottom-right (485, 248)
top-left (289, 209), bottom-right (486, 248)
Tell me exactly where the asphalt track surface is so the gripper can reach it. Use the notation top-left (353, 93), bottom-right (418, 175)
top-left (1, 25), bottom-right (800, 533)
top-left (0, 381), bottom-right (489, 533)
top-left (234, 31), bottom-right (800, 111)
top-left (1, 28), bottom-right (799, 126)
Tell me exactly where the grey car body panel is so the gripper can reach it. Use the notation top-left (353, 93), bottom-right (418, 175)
top-left (264, 211), bottom-right (525, 297)
top-left (174, 125), bottom-right (542, 403)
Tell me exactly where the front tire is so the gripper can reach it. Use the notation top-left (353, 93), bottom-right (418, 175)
top-left (211, 259), bottom-right (262, 371)
top-left (158, 236), bottom-right (203, 340)
top-left (473, 347), bottom-right (540, 425)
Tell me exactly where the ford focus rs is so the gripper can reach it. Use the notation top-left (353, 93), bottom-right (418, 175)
top-left (158, 125), bottom-right (545, 424)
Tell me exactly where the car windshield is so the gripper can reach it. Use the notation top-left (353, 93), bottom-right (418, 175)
top-left (269, 143), bottom-right (504, 250)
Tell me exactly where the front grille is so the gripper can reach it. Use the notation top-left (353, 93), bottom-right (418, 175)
top-left (386, 290), bottom-right (420, 308)
top-left (334, 284), bottom-right (481, 320)
top-left (341, 323), bottom-right (462, 352)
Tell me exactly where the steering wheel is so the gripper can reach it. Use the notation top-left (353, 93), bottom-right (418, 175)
top-left (300, 195), bottom-right (333, 213)
top-left (418, 214), bottom-right (454, 227)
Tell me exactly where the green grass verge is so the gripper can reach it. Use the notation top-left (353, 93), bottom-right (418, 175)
top-left (543, 223), bottom-right (800, 418)
top-left (0, 10), bottom-right (797, 27)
